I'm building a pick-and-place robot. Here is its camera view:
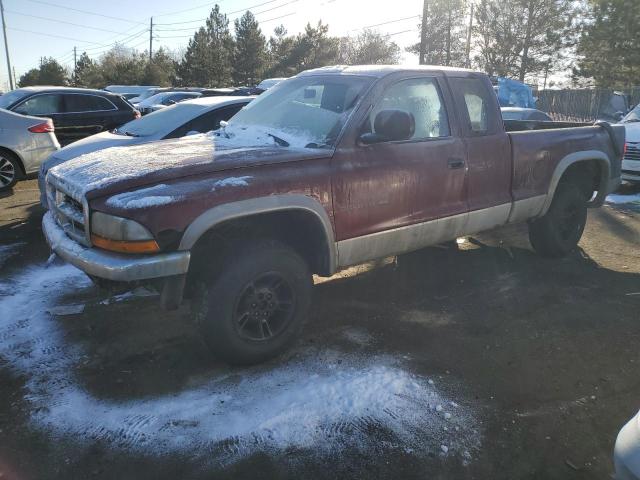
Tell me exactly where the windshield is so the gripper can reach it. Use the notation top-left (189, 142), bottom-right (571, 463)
top-left (114, 102), bottom-right (208, 137)
top-left (621, 104), bottom-right (640, 123)
top-left (137, 92), bottom-right (170, 108)
top-left (0, 89), bottom-right (30, 109)
top-left (501, 110), bottom-right (525, 120)
top-left (227, 75), bottom-right (373, 148)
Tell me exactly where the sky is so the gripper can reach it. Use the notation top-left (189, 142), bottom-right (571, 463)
top-left (0, 0), bottom-right (425, 90)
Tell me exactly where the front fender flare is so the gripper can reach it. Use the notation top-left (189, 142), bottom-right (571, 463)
top-left (178, 194), bottom-right (338, 274)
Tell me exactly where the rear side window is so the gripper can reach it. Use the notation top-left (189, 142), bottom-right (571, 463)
top-left (451, 77), bottom-right (497, 135)
top-left (14, 94), bottom-right (63, 115)
top-left (64, 94), bottom-right (115, 112)
top-left (369, 77), bottom-right (450, 140)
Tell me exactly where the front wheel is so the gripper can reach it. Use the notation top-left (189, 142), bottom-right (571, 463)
top-left (194, 240), bottom-right (312, 365)
top-left (528, 183), bottom-right (588, 258)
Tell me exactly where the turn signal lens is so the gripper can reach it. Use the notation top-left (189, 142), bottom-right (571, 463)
top-left (91, 234), bottom-right (160, 254)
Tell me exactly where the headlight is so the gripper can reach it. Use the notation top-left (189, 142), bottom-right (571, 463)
top-left (90, 212), bottom-right (159, 254)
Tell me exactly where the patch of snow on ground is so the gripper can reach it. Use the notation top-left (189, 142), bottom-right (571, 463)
top-left (606, 193), bottom-right (640, 205)
top-left (0, 263), bottom-right (482, 464)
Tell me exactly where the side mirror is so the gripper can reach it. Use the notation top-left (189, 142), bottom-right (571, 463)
top-left (359, 109), bottom-right (415, 145)
top-left (614, 111), bottom-right (624, 121)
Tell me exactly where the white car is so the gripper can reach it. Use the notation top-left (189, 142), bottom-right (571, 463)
top-left (620, 104), bottom-right (640, 183)
top-left (257, 78), bottom-right (287, 90)
top-left (615, 409), bottom-right (640, 479)
top-left (39, 96), bottom-right (252, 206)
top-left (0, 108), bottom-right (59, 191)
top-left (136, 91), bottom-right (202, 115)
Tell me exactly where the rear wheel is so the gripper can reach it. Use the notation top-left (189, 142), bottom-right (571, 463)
top-left (193, 240), bottom-right (312, 365)
top-left (0, 152), bottom-right (19, 192)
top-left (529, 182), bottom-right (588, 258)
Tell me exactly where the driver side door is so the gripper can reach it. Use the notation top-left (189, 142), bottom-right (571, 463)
top-left (331, 74), bottom-right (468, 267)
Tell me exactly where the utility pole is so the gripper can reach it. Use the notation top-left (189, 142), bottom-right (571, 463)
top-left (149, 17), bottom-right (153, 62)
top-left (419, 0), bottom-right (428, 65)
top-left (445, 4), bottom-right (452, 66)
top-left (465, 2), bottom-right (474, 69)
top-left (0, 0), bottom-right (13, 90)
top-left (73, 46), bottom-right (77, 72)
top-left (12, 65), bottom-right (15, 86)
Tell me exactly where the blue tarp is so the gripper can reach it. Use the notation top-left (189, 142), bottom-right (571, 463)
top-left (496, 77), bottom-right (536, 108)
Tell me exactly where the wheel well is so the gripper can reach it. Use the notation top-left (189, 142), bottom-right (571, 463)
top-left (0, 146), bottom-right (26, 177)
top-left (558, 159), bottom-right (604, 199)
top-left (187, 210), bottom-right (334, 280)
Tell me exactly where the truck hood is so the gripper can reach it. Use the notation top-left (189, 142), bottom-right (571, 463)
top-left (48, 132), bottom-right (333, 201)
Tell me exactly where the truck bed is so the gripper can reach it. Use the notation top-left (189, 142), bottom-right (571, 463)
top-left (507, 121), bottom-right (625, 208)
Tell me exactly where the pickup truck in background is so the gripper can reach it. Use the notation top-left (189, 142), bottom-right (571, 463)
top-left (42, 66), bottom-right (625, 364)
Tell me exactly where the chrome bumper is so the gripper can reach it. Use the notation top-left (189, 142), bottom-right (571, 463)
top-left (43, 212), bottom-right (190, 282)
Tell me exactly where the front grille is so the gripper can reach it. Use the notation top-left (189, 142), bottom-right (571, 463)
top-left (46, 178), bottom-right (91, 247)
top-left (625, 143), bottom-right (640, 162)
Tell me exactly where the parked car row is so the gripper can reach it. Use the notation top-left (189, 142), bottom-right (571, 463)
top-left (38, 95), bottom-right (252, 205)
top-left (0, 78), bottom-right (287, 192)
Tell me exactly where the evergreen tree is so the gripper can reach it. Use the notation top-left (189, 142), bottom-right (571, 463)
top-left (575, 0), bottom-right (640, 88)
top-left (408, 0), bottom-right (468, 67)
top-left (18, 57), bottom-right (67, 86)
top-left (99, 45), bottom-right (147, 85)
top-left (233, 11), bottom-right (267, 86)
top-left (176, 27), bottom-right (212, 86)
top-left (176, 5), bottom-right (234, 87)
top-left (474, 0), bottom-right (576, 82)
top-left (339, 29), bottom-right (401, 65)
top-left (142, 48), bottom-right (176, 86)
top-left (73, 52), bottom-right (104, 88)
top-left (266, 25), bottom-right (296, 77)
top-left (279, 22), bottom-right (339, 75)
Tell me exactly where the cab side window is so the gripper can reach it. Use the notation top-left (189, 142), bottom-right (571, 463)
top-left (14, 94), bottom-right (63, 115)
top-left (450, 77), bottom-right (498, 135)
top-left (369, 77), bottom-right (450, 140)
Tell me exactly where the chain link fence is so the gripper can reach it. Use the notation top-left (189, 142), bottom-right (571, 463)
top-left (537, 87), bottom-right (640, 122)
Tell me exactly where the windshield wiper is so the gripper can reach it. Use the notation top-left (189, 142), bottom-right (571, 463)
top-left (267, 133), bottom-right (290, 147)
top-left (623, 118), bottom-right (640, 123)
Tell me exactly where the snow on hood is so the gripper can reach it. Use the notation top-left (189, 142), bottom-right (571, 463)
top-left (216, 123), bottom-right (319, 149)
top-left (103, 176), bottom-right (253, 209)
top-left (48, 130), bottom-right (327, 201)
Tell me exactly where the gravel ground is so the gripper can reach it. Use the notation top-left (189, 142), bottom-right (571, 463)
top-left (0, 179), bottom-right (639, 480)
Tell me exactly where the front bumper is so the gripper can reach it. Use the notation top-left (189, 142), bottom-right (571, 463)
top-left (43, 212), bottom-right (190, 282)
top-left (614, 411), bottom-right (640, 480)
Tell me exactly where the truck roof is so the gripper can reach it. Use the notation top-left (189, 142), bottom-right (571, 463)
top-left (298, 64), bottom-right (478, 78)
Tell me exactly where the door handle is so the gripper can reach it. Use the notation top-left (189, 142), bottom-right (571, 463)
top-left (447, 158), bottom-right (465, 170)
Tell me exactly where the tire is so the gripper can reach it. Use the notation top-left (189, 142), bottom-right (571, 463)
top-left (0, 151), bottom-right (20, 192)
top-left (528, 182), bottom-right (588, 258)
top-left (194, 240), bottom-right (312, 365)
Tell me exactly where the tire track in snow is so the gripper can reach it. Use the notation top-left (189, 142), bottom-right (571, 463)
top-left (0, 263), bottom-right (482, 464)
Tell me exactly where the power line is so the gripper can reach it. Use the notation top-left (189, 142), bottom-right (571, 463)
top-left (155, 0), bottom-right (281, 26)
top-left (20, 0), bottom-right (146, 25)
top-left (348, 14), bottom-right (421, 33)
top-left (4, 9), bottom-right (136, 34)
top-left (154, 0), bottom-right (228, 18)
top-left (7, 26), bottom-right (103, 44)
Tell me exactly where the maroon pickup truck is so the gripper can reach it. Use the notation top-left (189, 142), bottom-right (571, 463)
top-left (43, 66), bottom-right (625, 364)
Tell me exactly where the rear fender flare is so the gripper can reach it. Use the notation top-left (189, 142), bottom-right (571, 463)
top-left (178, 194), bottom-right (338, 274)
top-left (541, 150), bottom-right (611, 216)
